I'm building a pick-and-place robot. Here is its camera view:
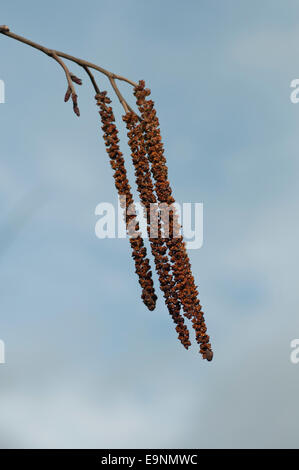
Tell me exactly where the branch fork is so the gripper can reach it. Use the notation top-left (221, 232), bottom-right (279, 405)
top-left (0, 25), bottom-right (136, 117)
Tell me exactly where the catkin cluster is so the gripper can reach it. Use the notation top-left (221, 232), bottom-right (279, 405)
top-left (0, 26), bottom-right (213, 360)
top-left (96, 85), bottom-right (212, 360)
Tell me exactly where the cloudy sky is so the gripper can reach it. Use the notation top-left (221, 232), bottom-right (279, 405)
top-left (0, 0), bottom-right (299, 448)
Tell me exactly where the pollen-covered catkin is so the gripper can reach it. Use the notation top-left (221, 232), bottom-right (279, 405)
top-left (95, 91), bottom-right (157, 312)
top-left (134, 81), bottom-right (213, 361)
top-left (123, 112), bottom-right (190, 349)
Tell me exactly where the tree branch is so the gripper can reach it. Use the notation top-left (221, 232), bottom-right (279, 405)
top-left (0, 25), bottom-right (137, 114)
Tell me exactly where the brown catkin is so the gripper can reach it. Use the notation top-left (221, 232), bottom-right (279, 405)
top-left (123, 112), bottom-right (190, 349)
top-left (134, 81), bottom-right (213, 361)
top-left (95, 91), bottom-right (157, 312)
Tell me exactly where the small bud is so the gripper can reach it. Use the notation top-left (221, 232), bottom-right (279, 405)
top-left (64, 86), bottom-right (71, 102)
top-left (73, 105), bottom-right (80, 117)
top-left (71, 74), bottom-right (82, 85)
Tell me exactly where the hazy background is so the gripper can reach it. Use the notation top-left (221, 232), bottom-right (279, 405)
top-left (0, 0), bottom-right (299, 448)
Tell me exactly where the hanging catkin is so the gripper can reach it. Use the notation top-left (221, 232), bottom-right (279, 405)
top-left (123, 112), bottom-right (190, 349)
top-left (95, 91), bottom-right (157, 312)
top-left (134, 81), bottom-right (213, 360)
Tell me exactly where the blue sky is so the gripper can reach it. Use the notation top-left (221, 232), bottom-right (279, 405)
top-left (0, 0), bottom-right (299, 448)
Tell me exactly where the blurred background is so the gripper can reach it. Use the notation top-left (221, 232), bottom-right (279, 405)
top-left (0, 0), bottom-right (299, 448)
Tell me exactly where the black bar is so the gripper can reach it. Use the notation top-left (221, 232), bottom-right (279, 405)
top-left (0, 449), bottom-right (297, 466)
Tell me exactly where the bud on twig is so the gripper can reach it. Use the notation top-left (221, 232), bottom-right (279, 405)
top-left (64, 86), bottom-right (71, 102)
top-left (71, 74), bottom-right (82, 85)
top-left (72, 93), bottom-right (80, 116)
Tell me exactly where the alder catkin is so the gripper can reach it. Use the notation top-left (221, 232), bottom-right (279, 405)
top-left (134, 81), bottom-right (213, 360)
top-left (123, 112), bottom-right (190, 349)
top-left (95, 91), bottom-right (157, 311)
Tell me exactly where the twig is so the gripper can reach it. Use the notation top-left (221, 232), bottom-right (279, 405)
top-left (82, 65), bottom-right (100, 95)
top-left (49, 51), bottom-right (80, 116)
top-left (0, 25), bottom-right (136, 114)
top-left (109, 77), bottom-right (130, 114)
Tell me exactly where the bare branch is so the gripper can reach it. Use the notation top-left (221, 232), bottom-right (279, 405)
top-left (0, 26), bottom-right (138, 115)
top-left (0, 27), bottom-right (138, 86)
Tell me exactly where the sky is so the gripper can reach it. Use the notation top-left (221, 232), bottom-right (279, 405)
top-left (0, 0), bottom-right (299, 448)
